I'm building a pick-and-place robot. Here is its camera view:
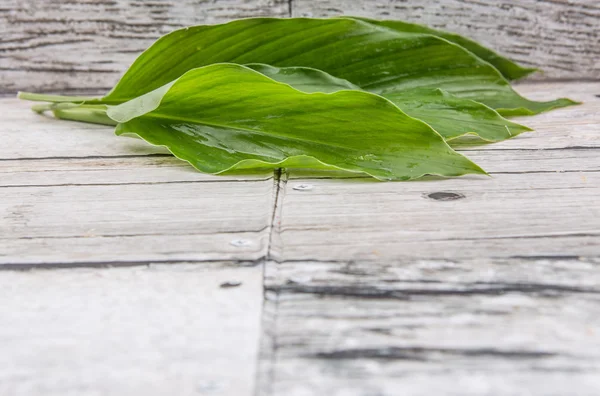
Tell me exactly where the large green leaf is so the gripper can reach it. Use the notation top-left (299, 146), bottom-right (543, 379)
top-left (352, 17), bottom-right (537, 81)
top-left (248, 64), bottom-right (532, 142)
top-left (24, 62), bottom-right (530, 144)
top-left (106, 64), bottom-right (485, 180)
top-left (99, 18), bottom-right (574, 115)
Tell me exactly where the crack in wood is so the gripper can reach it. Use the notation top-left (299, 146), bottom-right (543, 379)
top-left (269, 281), bottom-right (600, 299)
top-left (0, 154), bottom-right (173, 162)
top-left (1, 178), bottom-right (273, 188)
top-left (1, 227), bottom-right (270, 241)
top-left (255, 168), bottom-right (286, 396)
top-left (460, 146), bottom-right (600, 152)
top-left (312, 347), bottom-right (558, 361)
top-left (267, 169), bottom-right (285, 261)
top-left (0, 258), bottom-right (263, 271)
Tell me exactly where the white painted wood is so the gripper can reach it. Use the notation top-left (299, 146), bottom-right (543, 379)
top-left (292, 0), bottom-right (600, 81)
top-left (0, 175), bottom-right (275, 265)
top-left (274, 171), bottom-right (600, 261)
top-left (0, 0), bottom-right (288, 93)
top-left (257, 82), bottom-right (600, 395)
top-left (262, 259), bottom-right (600, 396)
top-left (0, 264), bottom-right (264, 396)
top-left (0, 96), bottom-right (270, 395)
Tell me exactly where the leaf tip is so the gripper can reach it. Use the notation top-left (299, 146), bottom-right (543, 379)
top-left (471, 161), bottom-right (489, 177)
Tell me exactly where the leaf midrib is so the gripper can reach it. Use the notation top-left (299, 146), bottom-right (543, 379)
top-left (136, 111), bottom-right (373, 153)
top-left (128, 111), bottom-right (454, 168)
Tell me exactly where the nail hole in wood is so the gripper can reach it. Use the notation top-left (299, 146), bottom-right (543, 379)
top-left (426, 192), bottom-right (465, 201)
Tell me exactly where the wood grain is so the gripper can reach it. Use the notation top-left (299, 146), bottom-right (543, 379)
top-left (0, 98), bottom-right (167, 158)
top-left (0, 89), bottom-right (270, 394)
top-left (0, 0), bottom-right (288, 93)
top-left (0, 98), bottom-right (278, 268)
top-left (292, 0), bottom-right (600, 81)
top-left (257, 82), bottom-right (600, 395)
top-left (261, 258), bottom-right (600, 396)
top-left (4, 76), bottom-right (600, 393)
top-left (0, 264), bottom-right (263, 396)
top-left (2, 0), bottom-right (599, 93)
top-left (1, 178), bottom-right (273, 266)
top-left (5, 1), bottom-right (598, 392)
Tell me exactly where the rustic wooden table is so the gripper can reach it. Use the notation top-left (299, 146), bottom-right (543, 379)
top-left (1, 1), bottom-right (599, 395)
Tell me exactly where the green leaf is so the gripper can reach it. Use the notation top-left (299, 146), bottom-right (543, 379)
top-left (107, 63), bottom-right (485, 180)
top-left (22, 63), bottom-right (531, 143)
top-left (352, 17), bottom-right (537, 81)
top-left (248, 64), bottom-right (532, 142)
top-left (100, 18), bottom-right (575, 115)
top-left (246, 63), bottom-right (360, 94)
top-left (384, 88), bottom-right (533, 141)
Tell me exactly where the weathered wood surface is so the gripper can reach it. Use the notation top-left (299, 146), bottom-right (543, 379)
top-left (0, 264), bottom-right (264, 396)
top-left (0, 99), bottom-right (277, 267)
top-left (261, 259), bottom-right (600, 396)
top-left (258, 82), bottom-right (600, 395)
top-left (3, 0), bottom-right (599, 393)
top-left (0, 97), bottom-right (271, 395)
top-left (1, 0), bottom-right (598, 94)
top-left (293, 0), bottom-right (600, 81)
top-left (0, 0), bottom-right (288, 93)
top-left (2, 65), bottom-right (600, 396)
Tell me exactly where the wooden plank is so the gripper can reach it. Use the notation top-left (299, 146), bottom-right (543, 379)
top-left (3, 1), bottom-right (598, 93)
top-left (261, 259), bottom-right (600, 396)
top-left (274, 171), bottom-right (600, 261)
top-left (1, 97), bottom-right (268, 394)
top-left (0, 0), bottom-right (289, 93)
top-left (0, 264), bottom-right (264, 396)
top-left (257, 82), bottom-right (600, 395)
top-left (0, 98), bottom-right (277, 267)
top-left (0, 179), bottom-right (273, 266)
top-left (0, 98), bottom-right (166, 159)
top-left (292, 0), bottom-right (600, 80)
top-left (0, 170), bottom-right (275, 266)
top-left (0, 157), bottom-right (274, 187)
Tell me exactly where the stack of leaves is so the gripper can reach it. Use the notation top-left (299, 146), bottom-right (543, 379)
top-left (18, 17), bottom-right (577, 180)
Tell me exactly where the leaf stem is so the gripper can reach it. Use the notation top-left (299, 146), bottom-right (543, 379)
top-left (32, 102), bottom-right (117, 126)
top-left (30, 103), bottom-right (55, 113)
top-left (17, 92), bottom-right (100, 103)
top-left (52, 107), bottom-right (118, 126)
